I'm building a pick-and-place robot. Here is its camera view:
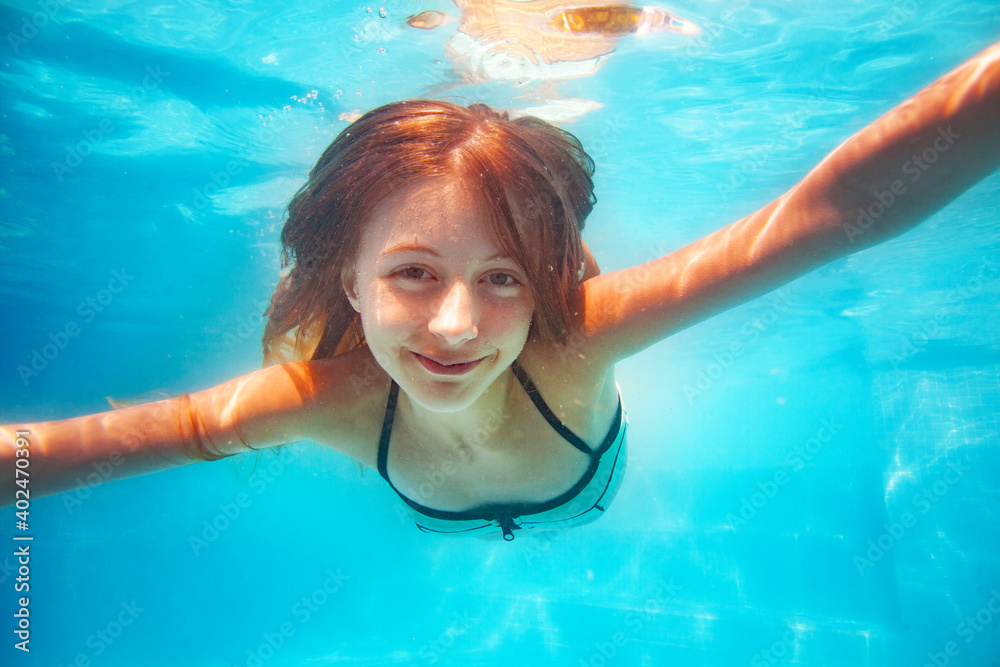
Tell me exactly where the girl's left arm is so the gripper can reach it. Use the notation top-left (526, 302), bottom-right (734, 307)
top-left (578, 39), bottom-right (1000, 365)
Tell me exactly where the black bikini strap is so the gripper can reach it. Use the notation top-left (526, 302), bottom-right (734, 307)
top-left (510, 359), bottom-right (593, 455)
top-left (377, 380), bottom-right (400, 482)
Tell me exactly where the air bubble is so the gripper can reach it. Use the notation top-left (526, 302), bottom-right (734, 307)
top-left (379, 7), bottom-right (387, 18)
top-left (377, 47), bottom-right (386, 55)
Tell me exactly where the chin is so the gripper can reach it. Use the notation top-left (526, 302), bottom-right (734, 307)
top-left (398, 353), bottom-right (510, 413)
top-left (403, 382), bottom-right (483, 413)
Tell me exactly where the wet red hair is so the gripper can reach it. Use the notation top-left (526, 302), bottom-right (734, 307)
top-left (261, 100), bottom-right (596, 365)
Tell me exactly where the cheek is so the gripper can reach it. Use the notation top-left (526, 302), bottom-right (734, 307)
top-left (483, 298), bottom-right (534, 340)
top-left (363, 286), bottom-right (424, 337)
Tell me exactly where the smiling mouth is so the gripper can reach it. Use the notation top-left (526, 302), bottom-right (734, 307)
top-left (414, 353), bottom-right (486, 376)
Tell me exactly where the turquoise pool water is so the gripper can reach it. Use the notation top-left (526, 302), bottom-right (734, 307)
top-left (2, 1), bottom-right (999, 665)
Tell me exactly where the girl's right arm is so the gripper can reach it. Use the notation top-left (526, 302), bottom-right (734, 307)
top-left (1, 359), bottom-right (360, 505)
top-left (575, 38), bottom-right (1000, 367)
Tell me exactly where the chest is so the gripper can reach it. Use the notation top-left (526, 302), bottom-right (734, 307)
top-left (383, 374), bottom-right (618, 512)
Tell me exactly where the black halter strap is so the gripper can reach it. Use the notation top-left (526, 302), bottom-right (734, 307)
top-left (509, 359), bottom-right (593, 455)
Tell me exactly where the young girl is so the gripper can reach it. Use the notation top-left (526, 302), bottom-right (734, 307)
top-left (3, 41), bottom-right (998, 541)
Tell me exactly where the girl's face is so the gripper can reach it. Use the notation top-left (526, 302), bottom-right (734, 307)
top-left (342, 178), bottom-right (534, 412)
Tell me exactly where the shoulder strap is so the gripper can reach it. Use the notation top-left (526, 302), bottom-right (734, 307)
top-left (510, 359), bottom-right (593, 455)
top-left (377, 380), bottom-right (400, 481)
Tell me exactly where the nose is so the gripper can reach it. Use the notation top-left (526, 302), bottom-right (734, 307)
top-left (428, 280), bottom-right (478, 344)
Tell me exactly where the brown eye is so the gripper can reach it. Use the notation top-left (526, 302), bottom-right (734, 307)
top-left (487, 272), bottom-right (518, 287)
top-left (400, 267), bottom-right (430, 280)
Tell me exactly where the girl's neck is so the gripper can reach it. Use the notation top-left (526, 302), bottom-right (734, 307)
top-left (397, 368), bottom-right (517, 453)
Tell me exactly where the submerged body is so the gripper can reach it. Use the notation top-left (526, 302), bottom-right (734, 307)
top-left (378, 359), bottom-right (628, 539)
top-left (305, 177), bottom-right (627, 538)
top-left (2, 40), bottom-right (999, 542)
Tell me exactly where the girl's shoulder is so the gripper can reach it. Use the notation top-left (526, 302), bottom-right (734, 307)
top-left (518, 336), bottom-right (619, 439)
top-left (298, 346), bottom-right (392, 469)
top-left (521, 327), bottom-right (616, 385)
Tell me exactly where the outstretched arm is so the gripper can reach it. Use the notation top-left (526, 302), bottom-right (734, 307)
top-left (0, 360), bottom-right (349, 505)
top-left (579, 39), bottom-right (1000, 365)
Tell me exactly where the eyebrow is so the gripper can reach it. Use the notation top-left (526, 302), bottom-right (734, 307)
top-left (380, 243), bottom-right (440, 259)
top-left (379, 244), bottom-right (514, 264)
